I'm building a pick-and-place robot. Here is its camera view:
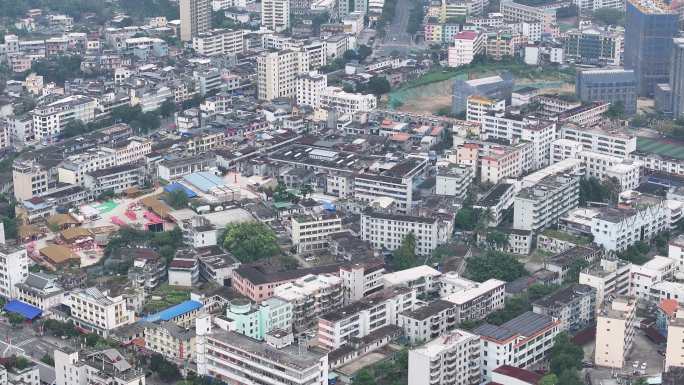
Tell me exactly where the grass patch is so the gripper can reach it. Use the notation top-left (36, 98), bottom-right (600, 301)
top-left (143, 284), bottom-right (191, 314)
top-left (541, 229), bottom-right (591, 245)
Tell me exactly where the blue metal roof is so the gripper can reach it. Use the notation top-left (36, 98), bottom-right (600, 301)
top-left (142, 300), bottom-right (203, 323)
top-left (183, 172), bottom-right (225, 193)
top-left (4, 300), bottom-right (42, 320)
top-left (164, 183), bottom-right (198, 198)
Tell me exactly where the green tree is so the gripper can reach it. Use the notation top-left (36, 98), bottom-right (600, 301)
top-left (159, 98), bottom-right (176, 118)
top-left (549, 332), bottom-right (583, 375)
top-left (300, 184), bottom-right (314, 198)
top-left (40, 354), bottom-right (54, 366)
top-left (149, 354), bottom-right (180, 382)
top-left (486, 296), bottom-right (531, 325)
top-left (166, 189), bottom-right (189, 209)
top-left (538, 374), bottom-right (558, 385)
top-left (62, 119), bottom-right (88, 138)
top-left (528, 283), bottom-right (559, 301)
top-left (392, 232), bottom-right (417, 270)
top-left (6, 312), bottom-right (24, 326)
top-left (223, 222), bottom-right (280, 262)
top-left (592, 7), bottom-right (625, 26)
top-left (465, 251), bottom-right (528, 282)
top-left (366, 76), bottom-right (391, 95)
top-left (564, 259), bottom-right (590, 284)
top-left (353, 369), bottom-right (376, 385)
top-left (557, 370), bottom-right (583, 385)
top-left (604, 100), bottom-right (625, 119)
top-left (486, 230), bottom-right (508, 249)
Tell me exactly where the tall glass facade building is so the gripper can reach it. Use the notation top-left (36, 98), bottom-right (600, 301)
top-left (624, 0), bottom-right (678, 96)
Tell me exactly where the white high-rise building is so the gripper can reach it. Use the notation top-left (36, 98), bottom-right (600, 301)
top-left (32, 95), bottom-right (96, 141)
top-left (408, 330), bottom-right (482, 385)
top-left (296, 72), bottom-right (327, 108)
top-left (594, 296), bottom-right (636, 369)
top-left (261, 0), bottom-right (290, 32)
top-left (0, 244), bottom-right (29, 299)
top-left (257, 50), bottom-right (304, 101)
top-left (55, 348), bottom-right (145, 385)
top-left (180, 0), bottom-right (211, 41)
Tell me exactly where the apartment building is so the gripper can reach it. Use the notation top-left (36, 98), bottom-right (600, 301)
top-left (408, 330), bottom-right (481, 385)
top-left (474, 311), bottom-right (561, 381)
top-left (231, 264), bottom-right (344, 302)
top-left (399, 300), bottom-right (459, 344)
top-left (666, 314), bottom-right (684, 370)
top-left (532, 284), bottom-right (596, 333)
top-left (224, 297), bottom-right (292, 340)
top-left (15, 272), bottom-right (64, 311)
top-left (560, 124), bottom-right (637, 157)
top-left (579, 257), bottom-right (631, 309)
top-left (474, 183), bottom-right (516, 226)
top-left (55, 348), bottom-right (145, 385)
top-left (317, 287), bottom-right (415, 350)
top-left (143, 321), bottom-right (196, 361)
top-left (192, 29), bottom-right (243, 56)
top-left (550, 138), bottom-right (584, 164)
top-left (274, 273), bottom-right (344, 331)
top-left (354, 157), bottom-right (428, 214)
top-left (168, 256), bottom-right (200, 287)
top-left (257, 50), bottom-right (303, 101)
top-left (630, 256), bottom-right (677, 301)
top-left (361, 211), bottom-right (452, 256)
top-left (82, 163), bottom-right (146, 195)
top-left (320, 87), bottom-right (377, 115)
top-left (66, 287), bottom-right (134, 337)
top-left (435, 164), bottom-right (474, 199)
top-left (289, 213), bottom-right (342, 253)
top-left (296, 72), bottom-right (327, 109)
top-left (631, 150), bottom-right (684, 176)
top-left (513, 172), bottom-right (579, 232)
top-left (500, 0), bottom-right (556, 32)
top-left (443, 278), bottom-right (506, 324)
top-left (448, 30), bottom-right (485, 68)
top-left (670, 235), bottom-right (684, 271)
top-left (261, 0), bottom-right (290, 32)
top-left (650, 281), bottom-right (684, 305)
top-left (591, 201), bottom-right (668, 252)
top-left (339, 260), bottom-right (385, 303)
top-left (481, 113), bottom-right (556, 170)
top-left (578, 150), bottom-right (641, 191)
top-left (0, 244), bottom-right (29, 299)
top-left (576, 69), bottom-right (637, 115)
top-left (564, 28), bottom-right (623, 66)
top-left (180, 0), bottom-right (211, 41)
top-left (32, 95), bottom-right (97, 141)
top-left (196, 319), bottom-right (328, 385)
top-left (543, 245), bottom-right (602, 283)
top-left (594, 296), bottom-right (636, 369)
top-left (466, 96), bottom-right (506, 124)
top-left (383, 265), bottom-right (442, 295)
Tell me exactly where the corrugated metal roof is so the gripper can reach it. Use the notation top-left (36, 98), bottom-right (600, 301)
top-left (4, 300), bottom-right (42, 320)
top-left (142, 300), bottom-right (202, 323)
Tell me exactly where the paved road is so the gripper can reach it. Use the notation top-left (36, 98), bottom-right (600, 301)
top-left (376, 0), bottom-right (419, 56)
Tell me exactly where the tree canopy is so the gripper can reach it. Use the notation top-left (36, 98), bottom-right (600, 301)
top-left (166, 189), bottom-right (189, 209)
top-left (223, 222), bottom-right (280, 262)
top-left (465, 251), bottom-right (528, 282)
top-left (391, 232), bottom-right (418, 270)
top-left (549, 332), bottom-right (584, 376)
top-left (592, 7), bottom-right (625, 26)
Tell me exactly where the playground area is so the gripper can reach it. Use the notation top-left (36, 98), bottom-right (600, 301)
top-left (637, 137), bottom-right (684, 161)
top-left (387, 64), bottom-right (575, 114)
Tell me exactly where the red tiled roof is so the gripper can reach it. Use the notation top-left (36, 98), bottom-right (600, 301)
top-left (493, 365), bottom-right (543, 384)
top-left (455, 30), bottom-right (479, 40)
top-left (659, 299), bottom-right (678, 317)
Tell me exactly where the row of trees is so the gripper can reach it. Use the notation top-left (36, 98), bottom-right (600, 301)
top-left (464, 250), bottom-right (528, 282)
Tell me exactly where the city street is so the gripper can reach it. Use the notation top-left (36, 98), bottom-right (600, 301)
top-left (375, 0), bottom-right (418, 56)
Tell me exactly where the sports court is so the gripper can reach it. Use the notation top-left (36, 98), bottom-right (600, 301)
top-left (637, 137), bottom-right (684, 160)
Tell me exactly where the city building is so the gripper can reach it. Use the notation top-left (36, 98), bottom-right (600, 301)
top-left (473, 183), bottom-right (516, 226)
top-left (65, 287), bottom-right (134, 337)
top-left (513, 172), bottom-right (579, 232)
top-left (361, 212), bottom-right (452, 256)
top-left (55, 348), bottom-right (145, 385)
top-left (317, 287), bottom-right (415, 350)
top-left (665, 314), bottom-right (684, 370)
top-left (577, 150), bottom-right (641, 191)
top-left (590, 199), bottom-right (668, 252)
top-left (143, 321), bottom-right (197, 361)
top-left (624, 0), bottom-right (678, 96)
top-left (274, 273), bottom-right (343, 331)
top-left (180, 0), bottom-right (211, 41)
top-left (448, 30), bottom-right (485, 68)
top-left (224, 297), bottom-right (292, 340)
top-left (594, 296), bottom-right (636, 369)
top-left (399, 300), bottom-right (459, 344)
top-left (442, 278), bottom-right (507, 324)
top-left (563, 26), bottom-right (622, 66)
top-left (669, 37), bottom-right (684, 118)
top-left (435, 164), bottom-right (474, 199)
top-left (481, 113), bottom-right (556, 170)
top-left (196, 316), bottom-right (328, 385)
top-left (0, 244), bottom-right (29, 299)
top-left (474, 311), bottom-right (560, 381)
top-left (576, 69), bottom-right (638, 115)
top-left (451, 73), bottom-right (514, 114)
top-left (15, 272), bottom-right (64, 311)
top-left (466, 96), bottom-right (506, 124)
top-left (32, 95), bottom-right (96, 141)
top-left (192, 29), bottom-right (243, 56)
top-left (261, 0), bottom-right (290, 32)
top-left (289, 213), bottom-right (342, 253)
top-left (257, 50), bottom-right (303, 101)
top-left (320, 87), bottom-right (377, 115)
top-left (383, 265), bottom-right (442, 295)
top-left (559, 124), bottom-right (637, 157)
top-left (339, 260), bottom-right (385, 303)
top-left (532, 284), bottom-right (596, 333)
top-left (579, 257), bottom-right (631, 309)
top-left (408, 330), bottom-right (481, 385)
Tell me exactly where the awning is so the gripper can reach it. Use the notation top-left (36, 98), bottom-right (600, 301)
top-left (4, 300), bottom-right (42, 320)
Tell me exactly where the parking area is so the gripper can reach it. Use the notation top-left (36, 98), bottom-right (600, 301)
top-left (585, 329), bottom-right (664, 384)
